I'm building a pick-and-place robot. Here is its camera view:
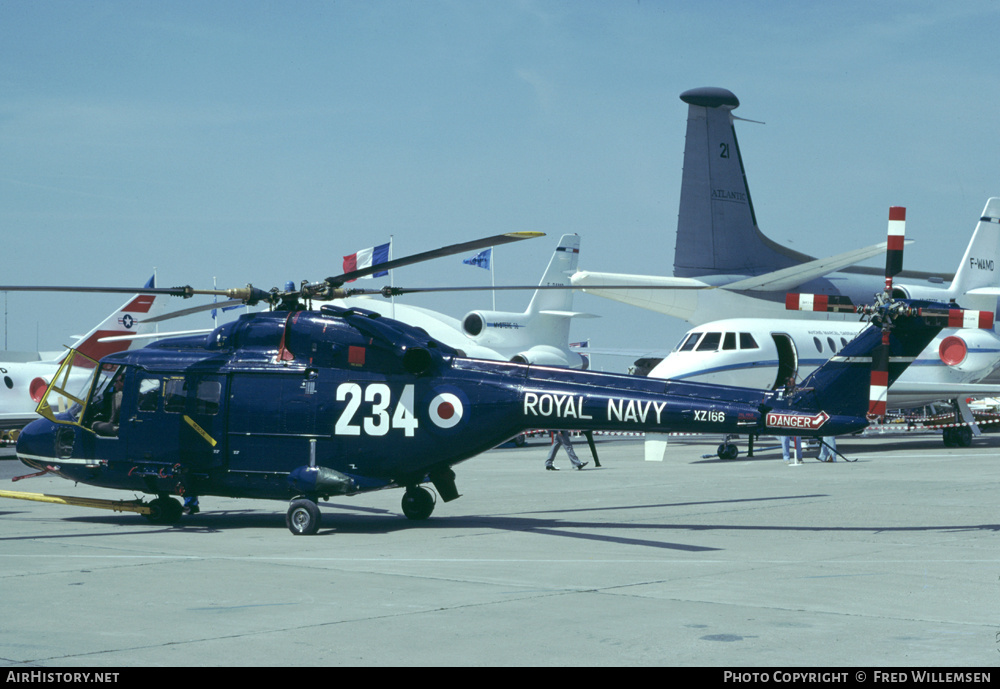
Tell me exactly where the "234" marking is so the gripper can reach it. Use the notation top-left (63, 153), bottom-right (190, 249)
top-left (334, 383), bottom-right (418, 437)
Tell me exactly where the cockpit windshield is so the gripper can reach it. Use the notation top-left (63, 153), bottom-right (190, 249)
top-left (35, 350), bottom-right (121, 432)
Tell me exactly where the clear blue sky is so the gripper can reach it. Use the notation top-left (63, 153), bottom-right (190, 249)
top-left (2, 1), bottom-right (999, 368)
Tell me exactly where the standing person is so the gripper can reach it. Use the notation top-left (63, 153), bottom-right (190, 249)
top-left (781, 435), bottom-right (801, 463)
top-left (545, 430), bottom-right (587, 471)
top-left (779, 375), bottom-right (801, 463)
top-left (818, 436), bottom-right (838, 462)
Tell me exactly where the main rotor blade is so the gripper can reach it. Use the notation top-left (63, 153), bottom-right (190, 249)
top-left (0, 284), bottom-right (269, 302)
top-left (144, 300), bottom-right (248, 323)
top-left (0, 285), bottom-right (191, 296)
top-left (346, 283), bottom-right (714, 298)
top-left (325, 231), bottom-right (545, 285)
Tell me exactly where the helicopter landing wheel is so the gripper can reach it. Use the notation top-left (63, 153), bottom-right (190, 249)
top-left (286, 498), bottom-right (322, 535)
top-left (401, 486), bottom-right (435, 521)
top-left (717, 443), bottom-right (739, 460)
top-left (145, 496), bottom-right (183, 524)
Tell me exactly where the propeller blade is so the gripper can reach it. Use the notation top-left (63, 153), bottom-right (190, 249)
top-left (324, 231), bottom-right (545, 286)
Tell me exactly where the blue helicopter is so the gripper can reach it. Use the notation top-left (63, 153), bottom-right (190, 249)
top-left (9, 226), bottom-right (992, 535)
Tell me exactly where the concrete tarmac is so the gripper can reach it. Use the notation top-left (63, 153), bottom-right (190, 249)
top-left (0, 434), bottom-right (998, 667)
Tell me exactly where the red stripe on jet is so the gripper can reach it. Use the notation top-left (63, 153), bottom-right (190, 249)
top-left (124, 295), bottom-right (156, 313)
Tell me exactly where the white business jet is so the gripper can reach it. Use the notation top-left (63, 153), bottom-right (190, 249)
top-left (571, 87), bottom-right (951, 323)
top-left (340, 233), bottom-right (593, 368)
top-left (650, 200), bottom-right (1000, 449)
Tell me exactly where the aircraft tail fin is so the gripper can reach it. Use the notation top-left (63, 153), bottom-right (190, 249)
top-left (58, 275), bottom-right (168, 363)
top-left (948, 197), bottom-right (1000, 311)
top-left (525, 233), bottom-right (581, 315)
top-left (674, 87), bottom-right (811, 279)
top-left (459, 234), bottom-right (590, 367)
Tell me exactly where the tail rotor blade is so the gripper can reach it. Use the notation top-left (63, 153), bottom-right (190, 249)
top-left (868, 339), bottom-right (890, 421)
top-left (885, 206), bottom-right (906, 291)
top-left (919, 308), bottom-right (995, 330)
top-left (785, 293), bottom-right (855, 313)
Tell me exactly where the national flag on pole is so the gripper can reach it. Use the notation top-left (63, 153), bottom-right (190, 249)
top-left (463, 248), bottom-right (491, 270)
top-left (343, 242), bottom-right (390, 281)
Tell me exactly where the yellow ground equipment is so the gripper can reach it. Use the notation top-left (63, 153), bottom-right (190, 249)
top-left (0, 489), bottom-right (151, 515)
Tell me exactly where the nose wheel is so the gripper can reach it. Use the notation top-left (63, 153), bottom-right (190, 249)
top-left (144, 496), bottom-right (183, 524)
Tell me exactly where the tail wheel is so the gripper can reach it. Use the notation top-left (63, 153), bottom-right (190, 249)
top-left (717, 443), bottom-right (738, 460)
top-left (286, 498), bottom-right (322, 535)
top-left (401, 486), bottom-right (435, 521)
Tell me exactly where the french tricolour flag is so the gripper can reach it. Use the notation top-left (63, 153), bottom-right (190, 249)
top-left (343, 242), bottom-right (390, 281)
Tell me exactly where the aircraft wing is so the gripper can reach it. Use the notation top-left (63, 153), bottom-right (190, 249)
top-left (539, 310), bottom-right (599, 318)
top-left (719, 240), bottom-right (910, 293)
top-left (570, 272), bottom-right (711, 320)
top-left (965, 287), bottom-right (1000, 297)
top-left (0, 412), bottom-right (39, 431)
top-left (889, 382), bottom-right (1000, 409)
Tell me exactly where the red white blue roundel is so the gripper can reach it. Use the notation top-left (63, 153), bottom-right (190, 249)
top-left (428, 392), bottom-right (464, 428)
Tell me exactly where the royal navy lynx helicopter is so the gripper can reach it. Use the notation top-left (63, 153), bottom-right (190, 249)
top-left (9, 223), bottom-right (990, 535)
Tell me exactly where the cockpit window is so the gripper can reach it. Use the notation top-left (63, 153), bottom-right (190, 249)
top-left (163, 378), bottom-right (188, 414)
top-left (88, 366), bottom-right (125, 437)
top-left (739, 333), bottom-right (759, 350)
top-left (195, 380), bottom-right (222, 416)
top-left (696, 332), bottom-right (722, 352)
top-left (722, 333), bottom-right (737, 350)
top-left (678, 333), bottom-right (701, 352)
top-left (138, 378), bottom-right (160, 412)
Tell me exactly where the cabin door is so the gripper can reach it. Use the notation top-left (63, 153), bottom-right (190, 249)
top-left (126, 372), bottom-right (228, 470)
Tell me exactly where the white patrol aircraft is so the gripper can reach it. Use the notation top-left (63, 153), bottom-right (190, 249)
top-left (0, 277), bottom-right (167, 430)
top-left (648, 199), bottom-right (1000, 448)
top-left (339, 233), bottom-right (594, 368)
top-left (570, 87), bottom-right (953, 323)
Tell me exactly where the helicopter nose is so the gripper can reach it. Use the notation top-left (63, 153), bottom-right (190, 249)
top-left (15, 417), bottom-right (58, 471)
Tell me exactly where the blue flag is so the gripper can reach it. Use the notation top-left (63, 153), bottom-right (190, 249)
top-left (463, 248), bottom-right (491, 270)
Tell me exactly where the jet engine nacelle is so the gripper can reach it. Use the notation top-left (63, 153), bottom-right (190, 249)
top-left (510, 345), bottom-right (585, 369)
top-left (937, 331), bottom-right (1000, 373)
top-left (461, 311), bottom-right (529, 338)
